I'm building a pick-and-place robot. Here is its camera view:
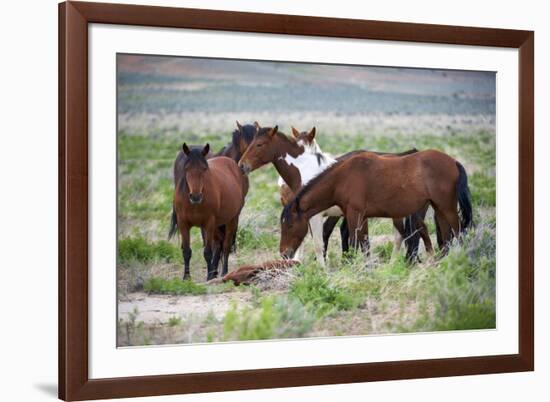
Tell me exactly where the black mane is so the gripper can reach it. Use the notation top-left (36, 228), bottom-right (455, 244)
top-left (315, 152), bottom-right (326, 165)
top-left (232, 124), bottom-right (256, 148)
top-left (216, 124), bottom-right (256, 161)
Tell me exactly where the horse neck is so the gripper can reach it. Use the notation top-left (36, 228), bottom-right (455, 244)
top-left (273, 158), bottom-right (302, 192)
top-left (271, 134), bottom-right (305, 192)
top-left (275, 133), bottom-right (304, 158)
top-left (298, 173), bottom-right (338, 220)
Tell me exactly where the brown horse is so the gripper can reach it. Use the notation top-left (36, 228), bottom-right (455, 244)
top-left (169, 143), bottom-right (248, 281)
top-left (280, 150), bottom-right (472, 259)
top-left (169, 122), bottom-right (256, 277)
top-left (238, 123), bottom-right (433, 262)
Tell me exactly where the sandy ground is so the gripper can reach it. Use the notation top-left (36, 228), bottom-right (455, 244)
top-left (118, 291), bottom-right (253, 324)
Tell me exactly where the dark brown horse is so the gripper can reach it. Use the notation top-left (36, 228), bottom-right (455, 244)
top-left (280, 150), bottom-right (472, 260)
top-left (169, 143), bottom-right (248, 281)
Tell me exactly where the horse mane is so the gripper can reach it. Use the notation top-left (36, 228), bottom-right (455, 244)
top-left (256, 126), bottom-right (299, 148)
top-left (315, 152), bottom-right (326, 165)
top-left (232, 124), bottom-right (256, 148)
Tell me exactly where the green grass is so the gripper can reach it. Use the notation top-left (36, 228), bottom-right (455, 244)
top-left (143, 277), bottom-right (207, 295)
top-left (469, 171), bottom-right (496, 207)
top-left (118, 237), bottom-right (181, 264)
top-left (168, 316), bottom-right (183, 327)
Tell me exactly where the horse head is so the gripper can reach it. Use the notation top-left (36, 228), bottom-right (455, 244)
top-left (291, 126), bottom-right (319, 154)
top-left (237, 122), bottom-right (280, 174)
top-left (279, 199), bottom-right (309, 259)
top-left (182, 143), bottom-right (210, 204)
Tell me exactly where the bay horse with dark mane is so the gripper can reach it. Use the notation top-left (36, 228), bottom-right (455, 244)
top-left (169, 122), bottom-right (255, 279)
top-left (280, 150), bottom-right (472, 260)
top-left (169, 143), bottom-right (248, 281)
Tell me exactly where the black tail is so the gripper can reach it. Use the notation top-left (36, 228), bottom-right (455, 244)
top-left (456, 161), bottom-right (473, 232)
top-left (168, 206), bottom-right (178, 240)
top-left (404, 213), bottom-right (421, 263)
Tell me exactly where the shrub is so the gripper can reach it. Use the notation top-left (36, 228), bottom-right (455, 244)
top-left (289, 264), bottom-right (361, 317)
top-left (406, 223), bottom-right (496, 332)
top-left (223, 296), bottom-right (314, 341)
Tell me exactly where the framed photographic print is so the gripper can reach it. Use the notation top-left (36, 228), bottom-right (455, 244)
top-left (59, 1), bottom-right (534, 400)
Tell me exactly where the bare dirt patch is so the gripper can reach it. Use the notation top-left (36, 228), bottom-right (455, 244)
top-left (118, 291), bottom-right (253, 324)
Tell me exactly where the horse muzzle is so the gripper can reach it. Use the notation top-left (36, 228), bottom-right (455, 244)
top-left (189, 193), bottom-right (203, 204)
top-left (281, 248), bottom-right (295, 260)
top-left (239, 163), bottom-right (251, 175)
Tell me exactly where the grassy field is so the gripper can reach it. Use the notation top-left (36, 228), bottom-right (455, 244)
top-left (116, 55), bottom-right (496, 346)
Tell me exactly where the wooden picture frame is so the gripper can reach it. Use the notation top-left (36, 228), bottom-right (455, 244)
top-left (59, 1), bottom-right (534, 400)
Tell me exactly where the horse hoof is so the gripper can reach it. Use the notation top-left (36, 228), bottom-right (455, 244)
top-left (183, 274), bottom-right (191, 281)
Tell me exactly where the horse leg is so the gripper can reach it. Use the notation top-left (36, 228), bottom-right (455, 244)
top-left (441, 208), bottom-right (461, 240)
top-left (203, 222), bottom-right (217, 281)
top-left (346, 209), bottom-right (369, 255)
top-left (434, 209), bottom-right (452, 255)
top-left (391, 218), bottom-right (405, 261)
top-left (179, 223), bottom-right (191, 280)
top-left (221, 217), bottom-right (239, 277)
top-left (417, 219), bottom-right (434, 256)
top-left (340, 218), bottom-right (350, 255)
top-left (211, 226), bottom-right (224, 277)
top-left (309, 214), bottom-right (326, 266)
top-left (322, 216), bottom-right (340, 259)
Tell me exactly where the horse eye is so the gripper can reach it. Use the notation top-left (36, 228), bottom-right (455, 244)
top-left (256, 143), bottom-right (263, 147)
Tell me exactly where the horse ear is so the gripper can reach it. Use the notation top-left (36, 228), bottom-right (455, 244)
top-left (253, 121), bottom-right (261, 130)
top-left (308, 127), bottom-right (316, 141)
top-left (291, 126), bottom-right (300, 138)
top-left (182, 143), bottom-right (191, 155)
top-left (269, 125), bottom-right (278, 137)
top-left (236, 120), bottom-right (243, 132)
top-left (202, 143), bottom-right (210, 157)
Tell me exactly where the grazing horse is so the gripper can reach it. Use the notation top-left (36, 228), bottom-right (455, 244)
top-left (169, 143), bottom-right (248, 281)
top-left (279, 150), bottom-right (472, 260)
top-left (238, 122), bottom-right (432, 263)
top-left (321, 150), bottom-right (435, 262)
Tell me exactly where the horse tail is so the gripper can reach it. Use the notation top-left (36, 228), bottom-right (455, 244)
top-left (168, 206), bottom-right (178, 240)
top-left (456, 161), bottom-right (473, 232)
top-left (404, 213), bottom-right (421, 263)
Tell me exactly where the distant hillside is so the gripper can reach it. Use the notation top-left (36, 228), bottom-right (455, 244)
top-left (117, 54), bottom-right (495, 116)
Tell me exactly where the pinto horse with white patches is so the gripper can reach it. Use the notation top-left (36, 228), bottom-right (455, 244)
top-left (238, 123), bottom-right (339, 264)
